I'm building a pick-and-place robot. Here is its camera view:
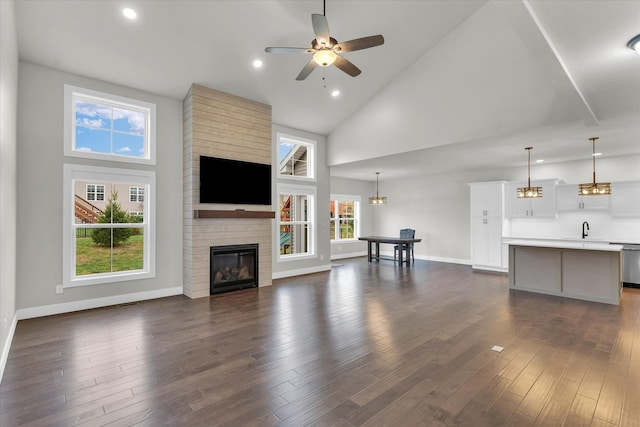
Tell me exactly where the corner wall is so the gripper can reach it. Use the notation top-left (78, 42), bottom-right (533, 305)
top-left (183, 85), bottom-right (273, 298)
top-left (0, 0), bottom-right (19, 382)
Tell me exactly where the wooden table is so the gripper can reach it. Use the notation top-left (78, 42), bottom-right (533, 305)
top-left (358, 236), bottom-right (422, 265)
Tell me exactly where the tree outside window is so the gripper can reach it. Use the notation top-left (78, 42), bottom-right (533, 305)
top-left (330, 196), bottom-right (360, 241)
top-left (278, 184), bottom-right (315, 260)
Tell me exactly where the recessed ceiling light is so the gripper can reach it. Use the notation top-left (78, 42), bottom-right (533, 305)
top-left (122, 8), bottom-right (137, 20)
top-left (252, 59), bottom-right (263, 68)
top-left (331, 90), bottom-right (340, 97)
top-left (536, 159), bottom-right (544, 163)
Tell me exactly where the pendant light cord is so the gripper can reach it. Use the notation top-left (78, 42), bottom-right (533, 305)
top-left (527, 148), bottom-right (531, 187)
top-left (591, 137), bottom-right (597, 185)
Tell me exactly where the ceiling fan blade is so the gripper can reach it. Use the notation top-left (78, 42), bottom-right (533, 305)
top-left (334, 35), bottom-right (384, 53)
top-left (333, 55), bottom-right (361, 77)
top-left (296, 59), bottom-right (318, 81)
top-left (265, 47), bottom-right (313, 54)
top-left (311, 14), bottom-right (331, 47)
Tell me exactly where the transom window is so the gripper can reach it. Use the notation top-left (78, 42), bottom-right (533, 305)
top-left (64, 85), bottom-right (156, 165)
top-left (277, 133), bottom-right (315, 180)
top-left (278, 184), bottom-right (316, 261)
top-left (330, 195), bottom-right (360, 241)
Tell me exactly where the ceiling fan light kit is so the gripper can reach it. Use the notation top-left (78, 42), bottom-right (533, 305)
top-left (265, 0), bottom-right (384, 80)
top-left (313, 50), bottom-right (337, 67)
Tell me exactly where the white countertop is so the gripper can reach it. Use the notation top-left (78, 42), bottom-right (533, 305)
top-left (503, 238), bottom-right (623, 252)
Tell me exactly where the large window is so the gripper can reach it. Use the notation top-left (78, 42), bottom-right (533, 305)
top-left (63, 86), bottom-right (156, 287)
top-left (64, 85), bottom-right (156, 165)
top-left (63, 164), bottom-right (155, 287)
top-left (277, 133), bottom-right (315, 180)
top-left (278, 184), bottom-right (316, 261)
top-left (330, 195), bottom-right (360, 241)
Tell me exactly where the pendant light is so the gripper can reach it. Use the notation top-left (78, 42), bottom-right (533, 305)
top-left (517, 147), bottom-right (543, 198)
top-left (578, 137), bottom-right (610, 196)
top-left (369, 172), bottom-right (387, 205)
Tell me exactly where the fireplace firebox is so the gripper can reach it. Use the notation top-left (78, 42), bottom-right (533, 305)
top-left (210, 244), bottom-right (258, 295)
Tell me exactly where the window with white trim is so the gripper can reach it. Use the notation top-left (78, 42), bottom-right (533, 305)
top-left (63, 164), bottom-right (155, 287)
top-left (86, 184), bottom-right (105, 202)
top-left (330, 195), bottom-right (360, 241)
top-left (278, 184), bottom-right (316, 261)
top-left (277, 133), bottom-right (315, 180)
top-left (129, 186), bottom-right (144, 203)
top-left (64, 85), bottom-right (156, 165)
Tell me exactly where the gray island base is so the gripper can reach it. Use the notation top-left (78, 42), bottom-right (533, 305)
top-left (504, 239), bottom-right (623, 305)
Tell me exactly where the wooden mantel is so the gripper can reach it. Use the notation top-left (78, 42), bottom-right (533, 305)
top-left (194, 210), bottom-right (276, 219)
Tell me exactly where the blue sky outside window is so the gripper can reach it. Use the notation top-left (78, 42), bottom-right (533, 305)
top-left (74, 99), bottom-right (146, 158)
top-left (279, 142), bottom-right (293, 162)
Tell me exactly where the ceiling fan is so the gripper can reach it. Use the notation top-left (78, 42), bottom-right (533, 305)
top-left (264, 0), bottom-right (384, 81)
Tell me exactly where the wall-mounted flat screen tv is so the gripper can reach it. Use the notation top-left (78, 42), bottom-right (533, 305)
top-left (199, 155), bottom-right (271, 205)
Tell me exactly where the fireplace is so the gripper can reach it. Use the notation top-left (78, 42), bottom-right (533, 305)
top-left (210, 244), bottom-right (258, 295)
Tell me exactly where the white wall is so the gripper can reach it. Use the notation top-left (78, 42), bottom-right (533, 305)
top-left (0, 0), bottom-right (19, 381)
top-left (330, 153), bottom-right (640, 263)
top-left (16, 62), bottom-right (184, 315)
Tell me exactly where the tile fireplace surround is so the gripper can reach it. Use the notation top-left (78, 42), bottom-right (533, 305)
top-left (183, 84), bottom-right (273, 298)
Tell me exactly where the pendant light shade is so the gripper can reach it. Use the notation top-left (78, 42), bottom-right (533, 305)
top-left (578, 137), bottom-right (611, 196)
top-left (369, 172), bottom-right (387, 205)
top-left (313, 49), bottom-right (337, 67)
top-left (517, 147), bottom-right (543, 198)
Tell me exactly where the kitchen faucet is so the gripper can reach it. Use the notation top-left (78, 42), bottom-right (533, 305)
top-left (582, 221), bottom-right (589, 239)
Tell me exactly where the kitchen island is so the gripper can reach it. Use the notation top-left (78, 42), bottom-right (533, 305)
top-left (503, 238), bottom-right (623, 305)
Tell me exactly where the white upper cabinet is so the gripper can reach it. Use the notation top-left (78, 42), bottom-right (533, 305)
top-left (469, 181), bottom-right (504, 217)
top-left (505, 179), bottom-right (559, 218)
top-left (610, 181), bottom-right (640, 217)
top-left (556, 184), bottom-right (610, 212)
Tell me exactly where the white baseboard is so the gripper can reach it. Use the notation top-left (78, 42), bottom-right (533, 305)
top-left (330, 251), bottom-right (367, 260)
top-left (331, 252), bottom-right (471, 266)
top-left (16, 286), bottom-right (183, 320)
top-left (272, 264), bottom-right (331, 279)
top-left (472, 265), bottom-right (508, 273)
top-left (417, 255), bottom-right (470, 265)
top-left (0, 313), bottom-right (18, 384)
top-left (376, 252), bottom-right (470, 266)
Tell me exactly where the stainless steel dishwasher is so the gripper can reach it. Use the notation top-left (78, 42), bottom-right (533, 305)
top-left (615, 243), bottom-right (640, 287)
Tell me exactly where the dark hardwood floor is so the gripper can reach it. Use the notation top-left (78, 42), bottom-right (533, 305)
top-left (1, 257), bottom-right (639, 426)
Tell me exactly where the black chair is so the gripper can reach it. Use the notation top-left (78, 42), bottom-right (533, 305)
top-left (394, 228), bottom-right (415, 263)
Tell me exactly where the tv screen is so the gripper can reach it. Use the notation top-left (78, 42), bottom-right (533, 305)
top-left (199, 156), bottom-right (272, 205)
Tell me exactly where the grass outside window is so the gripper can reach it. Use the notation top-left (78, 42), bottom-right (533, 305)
top-left (75, 232), bottom-right (144, 275)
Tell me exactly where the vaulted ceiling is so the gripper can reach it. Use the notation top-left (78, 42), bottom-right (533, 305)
top-left (14, 0), bottom-right (640, 180)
